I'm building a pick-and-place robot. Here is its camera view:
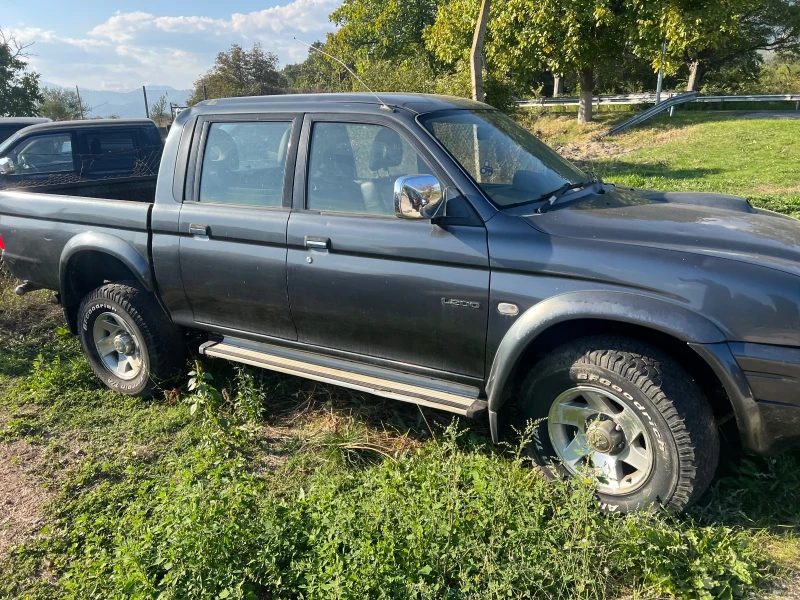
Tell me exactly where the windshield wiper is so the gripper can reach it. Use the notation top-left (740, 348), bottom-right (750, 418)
top-left (535, 181), bottom-right (589, 214)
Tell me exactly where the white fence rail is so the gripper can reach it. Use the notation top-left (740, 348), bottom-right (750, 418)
top-left (517, 93), bottom-right (800, 108)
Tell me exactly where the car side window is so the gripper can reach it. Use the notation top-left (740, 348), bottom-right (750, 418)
top-left (81, 130), bottom-right (137, 173)
top-left (199, 121), bottom-right (292, 207)
top-left (12, 134), bottom-right (74, 174)
top-left (306, 122), bottom-right (434, 216)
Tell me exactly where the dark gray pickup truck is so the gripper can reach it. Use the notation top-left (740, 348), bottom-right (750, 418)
top-left (1, 93), bottom-right (799, 513)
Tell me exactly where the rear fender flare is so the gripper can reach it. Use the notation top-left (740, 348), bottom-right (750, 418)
top-left (59, 231), bottom-right (153, 299)
top-left (486, 290), bottom-right (729, 439)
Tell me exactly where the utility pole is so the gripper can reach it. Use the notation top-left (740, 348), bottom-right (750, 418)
top-left (75, 86), bottom-right (84, 120)
top-left (203, 84), bottom-right (208, 101)
top-left (655, 39), bottom-right (666, 104)
top-left (142, 86), bottom-right (150, 118)
top-left (470, 0), bottom-right (491, 102)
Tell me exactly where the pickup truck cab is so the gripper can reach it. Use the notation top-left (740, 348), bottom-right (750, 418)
top-left (1, 93), bottom-right (799, 513)
top-left (0, 118), bottom-right (162, 199)
top-left (0, 117), bottom-right (52, 145)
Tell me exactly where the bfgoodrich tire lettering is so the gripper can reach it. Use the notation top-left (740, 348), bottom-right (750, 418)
top-left (78, 280), bottom-right (185, 398)
top-left (520, 335), bottom-right (719, 513)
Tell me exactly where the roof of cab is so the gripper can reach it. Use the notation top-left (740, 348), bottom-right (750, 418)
top-left (12, 118), bottom-right (157, 135)
top-left (0, 117), bottom-right (51, 124)
top-left (193, 93), bottom-right (491, 115)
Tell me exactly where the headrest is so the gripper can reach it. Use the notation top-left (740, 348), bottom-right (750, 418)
top-left (206, 128), bottom-right (239, 170)
top-left (369, 127), bottom-right (403, 172)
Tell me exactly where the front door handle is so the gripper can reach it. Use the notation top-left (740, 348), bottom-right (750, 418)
top-left (305, 236), bottom-right (330, 250)
top-left (189, 223), bottom-right (209, 236)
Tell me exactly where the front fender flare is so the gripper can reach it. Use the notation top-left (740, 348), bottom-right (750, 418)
top-left (486, 290), bottom-right (728, 439)
top-left (59, 231), bottom-right (153, 297)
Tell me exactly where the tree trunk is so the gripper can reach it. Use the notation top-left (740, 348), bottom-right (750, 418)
top-left (578, 68), bottom-right (594, 124)
top-left (553, 74), bottom-right (564, 96)
top-left (470, 0), bottom-right (491, 102)
top-left (686, 59), bottom-right (703, 92)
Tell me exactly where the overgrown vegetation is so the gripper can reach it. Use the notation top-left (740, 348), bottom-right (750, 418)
top-left (2, 115), bottom-right (800, 599)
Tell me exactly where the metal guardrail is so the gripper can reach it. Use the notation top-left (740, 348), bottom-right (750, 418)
top-left (601, 92), bottom-right (698, 137)
top-left (517, 92), bottom-right (800, 108)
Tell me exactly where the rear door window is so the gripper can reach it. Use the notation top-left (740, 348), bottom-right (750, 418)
top-left (80, 130), bottom-right (137, 174)
top-left (198, 121), bottom-right (293, 207)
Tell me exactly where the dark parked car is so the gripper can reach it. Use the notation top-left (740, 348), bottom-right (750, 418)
top-left (0, 119), bottom-right (163, 200)
top-left (1, 94), bottom-right (798, 514)
top-left (0, 117), bottom-right (52, 145)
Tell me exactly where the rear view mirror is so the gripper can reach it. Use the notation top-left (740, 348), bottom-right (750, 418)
top-left (0, 157), bottom-right (15, 175)
top-left (394, 175), bottom-right (443, 220)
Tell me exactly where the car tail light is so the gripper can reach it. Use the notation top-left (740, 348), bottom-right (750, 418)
top-left (0, 234), bottom-right (4, 251)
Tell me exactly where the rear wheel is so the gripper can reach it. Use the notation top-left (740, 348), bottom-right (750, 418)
top-left (520, 335), bottom-right (719, 513)
top-left (78, 281), bottom-right (185, 398)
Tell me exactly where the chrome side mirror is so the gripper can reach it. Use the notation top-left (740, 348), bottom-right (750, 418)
top-left (394, 175), bottom-right (443, 220)
top-left (0, 157), bottom-right (15, 175)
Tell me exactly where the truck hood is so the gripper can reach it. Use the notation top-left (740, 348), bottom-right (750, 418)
top-left (524, 187), bottom-right (800, 278)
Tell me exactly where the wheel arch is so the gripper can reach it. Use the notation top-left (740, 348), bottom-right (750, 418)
top-left (486, 291), bottom-right (735, 443)
top-left (59, 233), bottom-right (154, 333)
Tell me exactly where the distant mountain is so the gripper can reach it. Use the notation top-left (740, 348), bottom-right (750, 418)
top-left (41, 82), bottom-right (194, 119)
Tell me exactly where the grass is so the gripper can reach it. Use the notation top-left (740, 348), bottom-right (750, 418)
top-left (2, 111), bottom-right (800, 599)
top-left (517, 109), bottom-right (800, 218)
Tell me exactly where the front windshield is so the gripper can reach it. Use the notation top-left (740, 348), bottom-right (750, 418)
top-left (420, 109), bottom-right (589, 207)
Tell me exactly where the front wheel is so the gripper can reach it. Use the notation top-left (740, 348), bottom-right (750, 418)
top-left (78, 281), bottom-right (185, 398)
top-left (520, 335), bottom-right (719, 513)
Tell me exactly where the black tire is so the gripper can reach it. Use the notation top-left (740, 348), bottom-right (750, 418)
top-left (77, 280), bottom-right (185, 398)
top-left (519, 335), bottom-right (719, 513)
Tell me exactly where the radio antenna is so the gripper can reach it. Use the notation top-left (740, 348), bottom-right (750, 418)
top-left (293, 38), bottom-right (394, 112)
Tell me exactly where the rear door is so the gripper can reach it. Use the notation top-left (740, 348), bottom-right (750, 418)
top-left (178, 113), bottom-right (301, 340)
top-left (286, 114), bottom-right (490, 378)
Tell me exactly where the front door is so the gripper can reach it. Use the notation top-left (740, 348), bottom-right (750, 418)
top-left (286, 115), bottom-right (490, 378)
top-left (179, 114), bottom-right (300, 340)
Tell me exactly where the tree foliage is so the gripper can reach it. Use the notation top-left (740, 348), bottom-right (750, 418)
top-left (37, 87), bottom-right (85, 121)
top-left (329, 0), bottom-right (439, 65)
top-left (0, 30), bottom-right (42, 117)
top-left (189, 43), bottom-right (286, 104)
top-left (150, 94), bottom-right (169, 126)
top-left (636, 0), bottom-right (800, 90)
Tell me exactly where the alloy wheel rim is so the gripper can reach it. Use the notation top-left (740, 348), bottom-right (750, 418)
top-left (92, 312), bottom-right (143, 380)
top-left (547, 385), bottom-right (653, 494)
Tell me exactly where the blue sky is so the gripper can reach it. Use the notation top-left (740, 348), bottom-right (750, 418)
top-left (3, 0), bottom-right (342, 91)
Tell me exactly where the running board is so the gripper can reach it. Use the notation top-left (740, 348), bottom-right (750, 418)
top-left (199, 337), bottom-right (487, 418)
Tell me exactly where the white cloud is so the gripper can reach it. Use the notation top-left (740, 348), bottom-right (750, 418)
top-left (9, 25), bottom-right (107, 50)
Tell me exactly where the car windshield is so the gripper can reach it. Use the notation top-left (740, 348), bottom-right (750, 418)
top-left (420, 109), bottom-right (589, 207)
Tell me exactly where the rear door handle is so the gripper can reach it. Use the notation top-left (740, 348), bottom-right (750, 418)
top-left (189, 223), bottom-right (209, 236)
top-left (305, 236), bottom-right (330, 250)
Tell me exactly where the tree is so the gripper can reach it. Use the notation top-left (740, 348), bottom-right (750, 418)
top-left (282, 41), bottom-right (351, 93)
top-left (427, 0), bottom-right (642, 123)
top-left (0, 30), bottom-right (42, 117)
top-left (470, 0), bottom-right (491, 101)
top-left (150, 94), bottom-right (168, 126)
top-left (328, 0), bottom-right (439, 66)
top-left (189, 43), bottom-right (286, 104)
top-left (634, 0), bottom-right (800, 91)
top-left (37, 87), bottom-right (86, 121)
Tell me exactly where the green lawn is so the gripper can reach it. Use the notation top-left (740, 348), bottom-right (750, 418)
top-left (2, 112), bottom-right (800, 600)
top-left (519, 109), bottom-right (800, 218)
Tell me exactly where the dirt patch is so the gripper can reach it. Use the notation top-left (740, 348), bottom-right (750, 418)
top-left (555, 139), bottom-right (631, 166)
top-left (743, 112), bottom-right (800, 120)
top-left (0, 440), bottom-right (52, 558)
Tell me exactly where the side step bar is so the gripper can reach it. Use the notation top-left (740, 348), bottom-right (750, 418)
top-left (200, 337), bottom-right (488, 418)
